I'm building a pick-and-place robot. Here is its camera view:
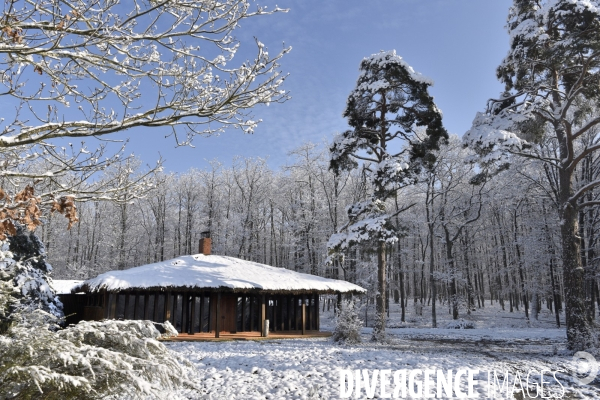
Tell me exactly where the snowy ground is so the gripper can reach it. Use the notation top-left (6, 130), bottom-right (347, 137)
top-left (165, 301), bottom-right (600, 399)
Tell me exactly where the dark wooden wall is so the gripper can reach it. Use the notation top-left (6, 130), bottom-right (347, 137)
top-left (78, 290), bottom-right (323, 336)
top-left (58, 293), bottom-right (87, 325)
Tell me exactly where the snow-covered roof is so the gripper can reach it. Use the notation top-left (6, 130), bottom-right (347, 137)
top-left (74, 254), bottom-right (366, 294)
top-left (52, 280), bottom-right (84, 295)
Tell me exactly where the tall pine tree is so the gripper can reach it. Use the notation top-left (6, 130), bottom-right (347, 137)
top-left (329, 50), bottom-right (447, 340)
top-left (465, 0), bottom-right (600, 350)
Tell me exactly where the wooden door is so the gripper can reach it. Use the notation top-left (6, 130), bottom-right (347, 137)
top-left (221, 294), bottom-right (237, 333)
top-left (211, 293), bottom-right (238, 333)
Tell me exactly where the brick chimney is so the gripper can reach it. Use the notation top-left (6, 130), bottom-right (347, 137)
top-left (199, 231), bottom-right (211, 255)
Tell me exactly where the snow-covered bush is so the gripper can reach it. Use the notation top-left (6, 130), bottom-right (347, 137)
top-left (332, 299), bottom-right (363, 344)
top-left (0, 228), bottom-right (63, 333)
top-left (445, 318), bottom-right (475, 329)
top-left (9, 227), bottom-right (63, 315)
top-left (0, 310), bottom-right (195, 399)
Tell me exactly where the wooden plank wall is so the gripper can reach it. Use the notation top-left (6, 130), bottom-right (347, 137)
top-left (86, 290), bottom-right (324, 335)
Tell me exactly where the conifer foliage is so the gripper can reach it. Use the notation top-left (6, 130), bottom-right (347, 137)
top-left (464, 0), bottom-right (600, 350)
top-left (4, 230), bottom-right (62, 322)
top-left (0, 185), bottom-right (78, 330)
top-left (329, 51), bottom-right (447, 341)
top-left (0, 311), bottom-right (192, 399)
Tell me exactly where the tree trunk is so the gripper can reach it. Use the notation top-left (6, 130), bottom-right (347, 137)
top-left (429, 228), bottom-right (437, 327)
top-left (561, 197), bottom-right (592, 349)
top-left (443, 225), bottom-right (458, 320)
top-left (513, 210), bottom-right (529, 321)
top-left (462, 232), bottom-right (475, 314)
top-left (373, 241), bottom-right (387, 340)
top-left (399, 249), bottom-right (405, 322)
top-left (426, 180), bottom-right (437, 327)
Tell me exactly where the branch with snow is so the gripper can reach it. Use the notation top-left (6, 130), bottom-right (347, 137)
top-left (0, 0), bottom-right (290, 147)
top-left (327, 198), bottom-right (398, 263)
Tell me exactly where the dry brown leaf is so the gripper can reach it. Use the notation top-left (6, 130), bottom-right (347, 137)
top-left (0, 185), bottom-right (76, 238)
top-left (14, 186), bottom-right (34, 203)
top-left (2, 220), bottom-right (16, 237)
top-left (52, 195), bottom-right (78, 230)
top-left (51, 201), bottom-right (62, 213)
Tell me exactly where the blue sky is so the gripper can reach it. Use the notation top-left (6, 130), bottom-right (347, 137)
top-left (99, 0), bottom-right (513, 172)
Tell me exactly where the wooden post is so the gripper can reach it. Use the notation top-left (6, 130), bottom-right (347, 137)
top-left (260, 295), bottom-right (266, 337)
top-left (123, 292), bottom-right (130, 319)
top-left (116, 294), bottom-right (121, 319)
top-left (287, 296), bottom-right (293, 331)
top-left (190, 294), bottom-right (196, 334)
top-left (172, 293), bottom-right (179, 329)
top-left (153, 292), bottom-right (159, 322)
top-left (232, 296), bottom-right (238, 334)
top-left (199, 294), bottom-right (205, 332)
top-left (272, 296), bottom-right (277, 332)
top-left (307, 294), bottom-right (312, 330)
top-left (181, 292), bottom-right (187, 334)
top-left (103, 290), bottom-right (108, 319)
top-left (316, 294), bottom-right (320, 331)
top-left (249, 295), bottom-right (255, 331)
top-left (207, 294), bottom-right (212, 332)
top-left (301, 294), bottom-right (306, 335)
top-left (295, 296), bottom-right (299, 330)
top-left (215, 292), bottom-right (221, 338)
top-left (133, 292), bottom-right (140, 320)
top-left (164, 291), bottom-right (172, 323)
top-left (143, 293), bottom-right (149, 320)
top-left (109, 293), bottom-right (117, 319)
top-left (279, 295), bottom-right (284, 331)
top-left (241, 296), bottom-right (246, 332)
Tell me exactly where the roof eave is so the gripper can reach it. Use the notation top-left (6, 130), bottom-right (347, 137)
top-left (73, 285), bottom-right (366, 296)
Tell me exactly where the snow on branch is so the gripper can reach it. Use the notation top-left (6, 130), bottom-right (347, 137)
top-left (327, 198), bottom-right (398, 262)
top-left (463, 111), bottom-right (530, 164)
top-left (464, 0), bottom-right (600, 170)
top-left (0, 0), bottom-right (290, 147)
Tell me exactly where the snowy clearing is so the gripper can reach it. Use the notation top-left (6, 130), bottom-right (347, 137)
top-left (164, 304), bottom-right (600, 399)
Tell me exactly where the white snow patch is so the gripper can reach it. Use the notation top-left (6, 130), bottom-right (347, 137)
top-left (52, 280), bottom-right (84, 295)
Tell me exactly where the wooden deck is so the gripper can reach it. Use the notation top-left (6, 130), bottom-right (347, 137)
top-left (161, 330), bottom-right (332, 342)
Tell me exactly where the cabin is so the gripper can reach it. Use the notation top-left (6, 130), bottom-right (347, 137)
top-left (60, 238), bottom-right (365, 339)
top-left (53, 279), bottom-right (84, 326)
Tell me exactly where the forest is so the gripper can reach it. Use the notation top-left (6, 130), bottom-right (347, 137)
top-left (41, 132), bottom-right (595, 330)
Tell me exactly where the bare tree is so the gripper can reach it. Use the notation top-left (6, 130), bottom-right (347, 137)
top-left (0, 0), bottom-right (289, 209)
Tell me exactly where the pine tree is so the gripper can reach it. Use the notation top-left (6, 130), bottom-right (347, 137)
top-left (6, 226), bottom-right (63, 321)
top-left (0, 186), bottom-right (74, 331)
top-left (464, 0), bottom-right (600, 350)
top-left (329, 50), bottom-right (447, 341)
top-left (332, 299), bottom-right (363, 344)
